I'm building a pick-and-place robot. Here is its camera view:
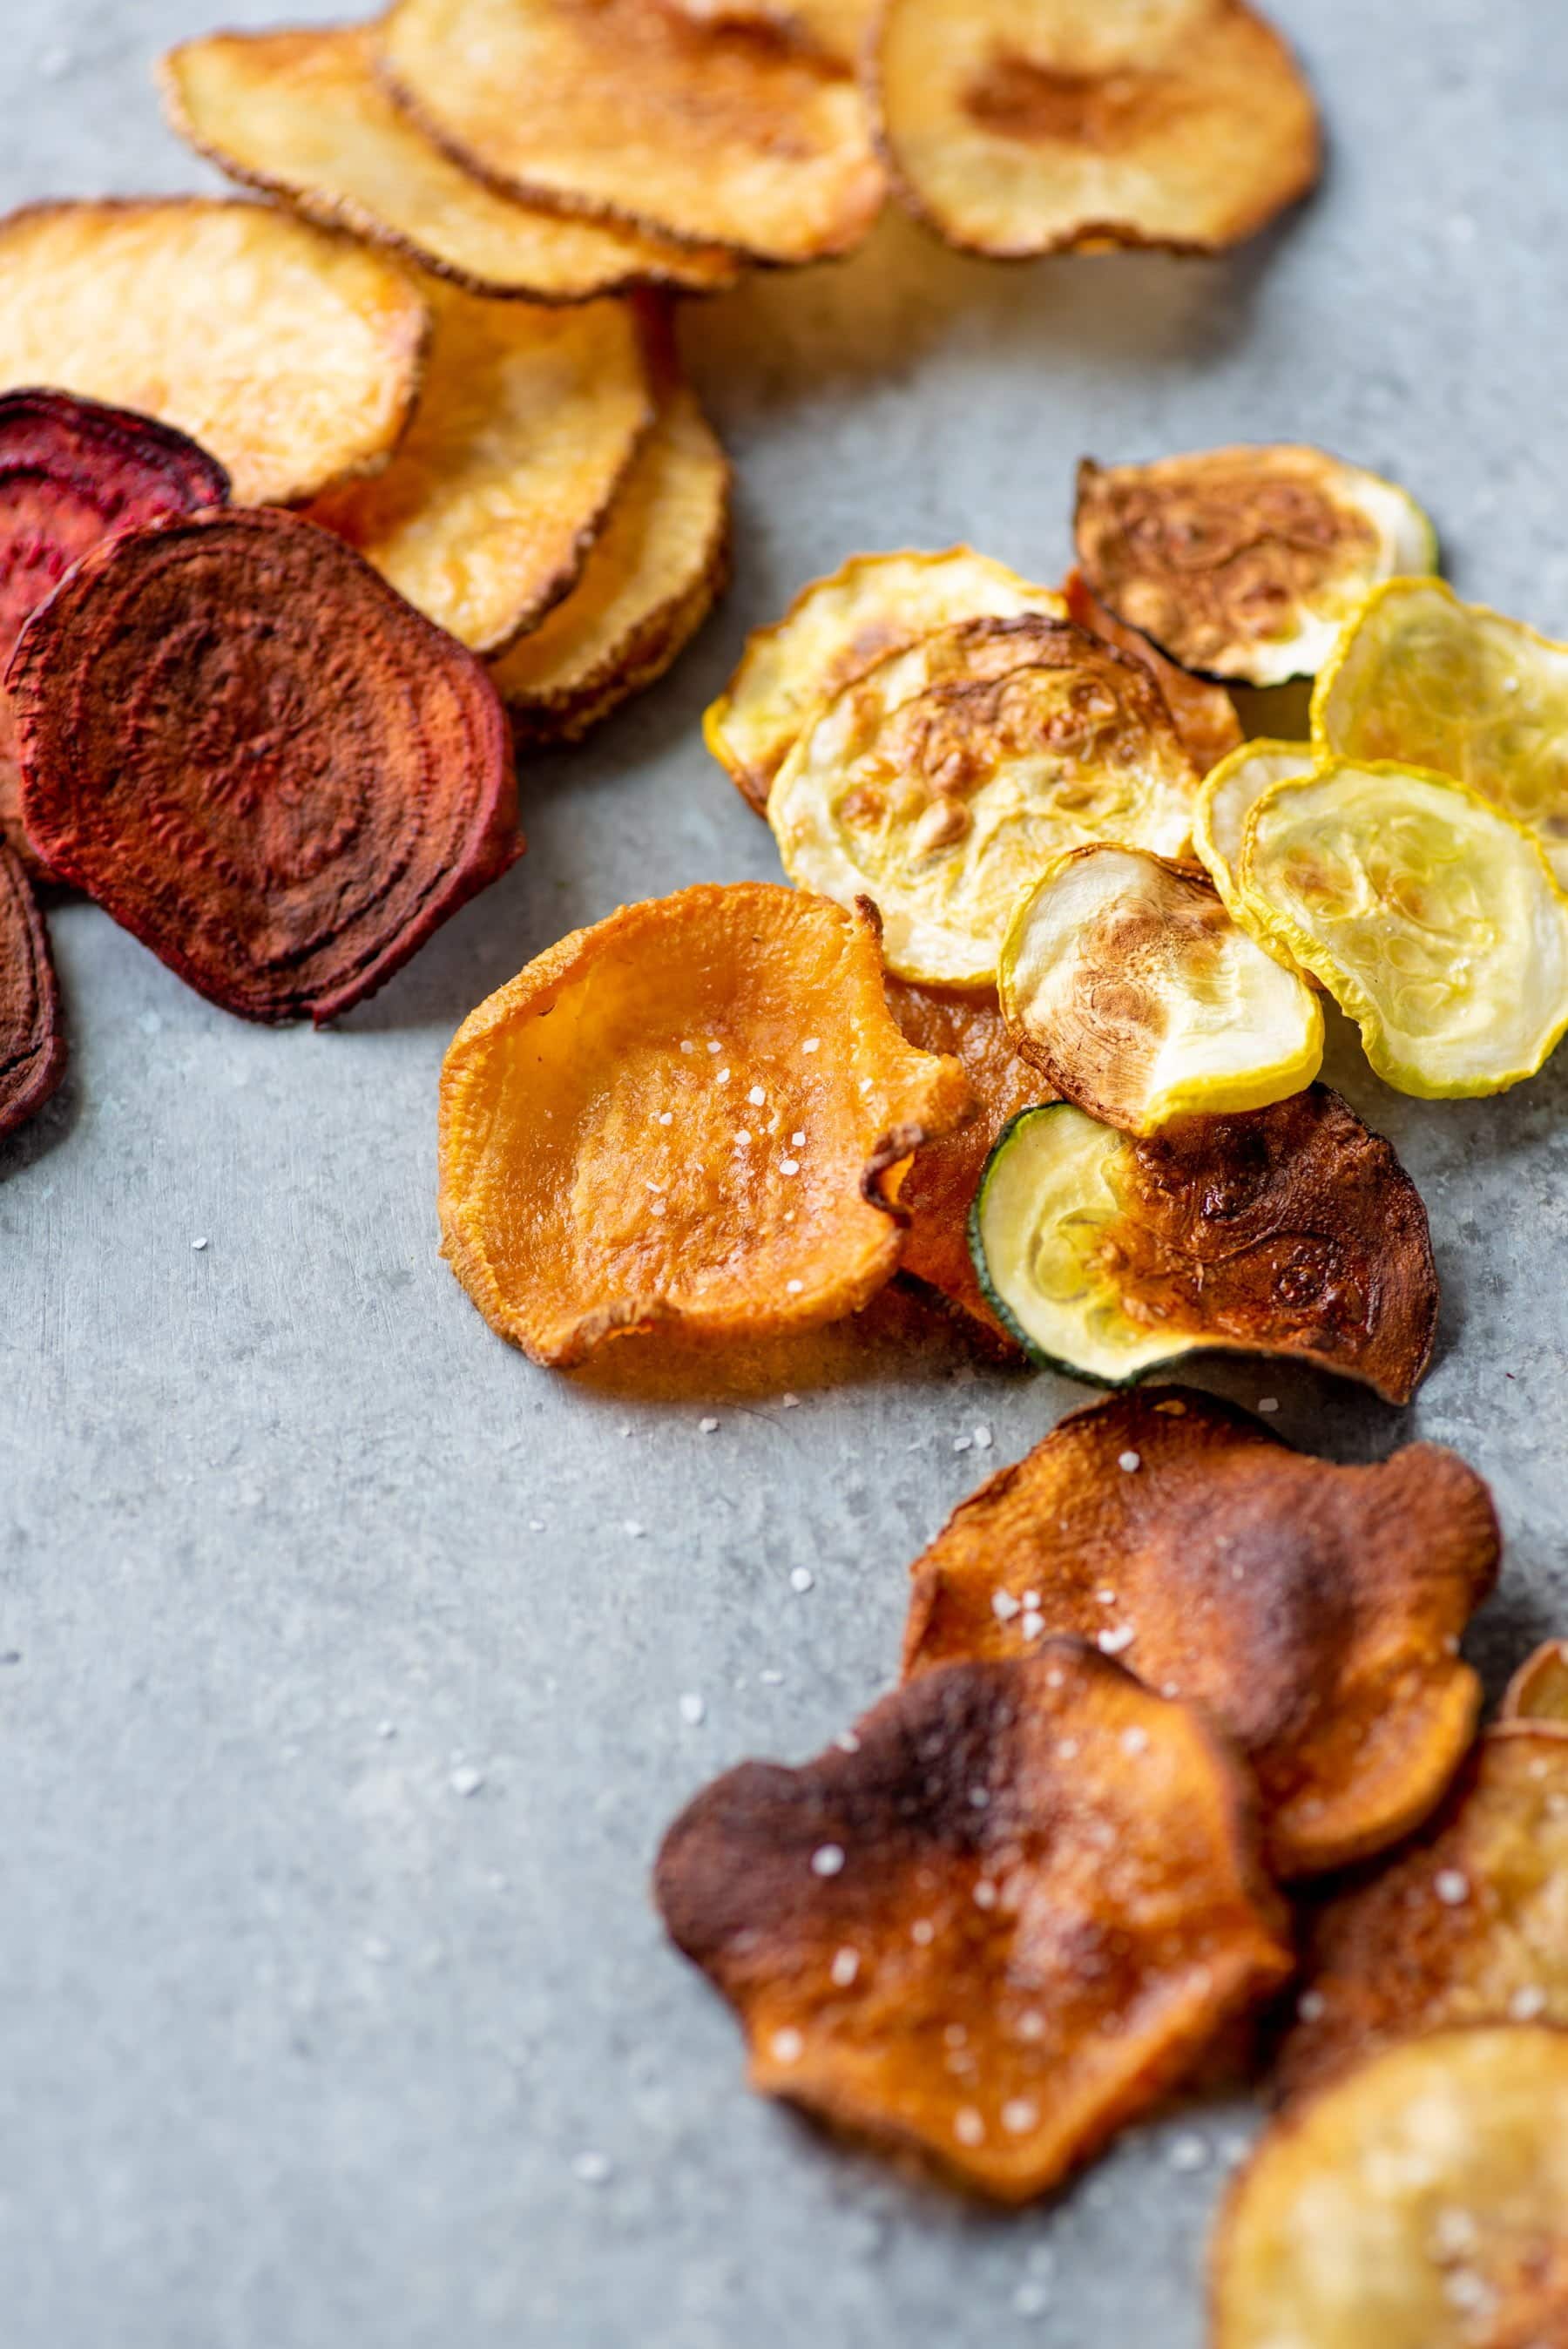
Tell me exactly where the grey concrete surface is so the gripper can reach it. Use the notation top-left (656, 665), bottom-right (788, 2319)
top-left (3, 4), bottom-right (1565, 2344)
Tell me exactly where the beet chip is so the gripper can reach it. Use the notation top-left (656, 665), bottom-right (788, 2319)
top-left (903, 1391), bottom-right (1498, 1878)
top-left (655, 1644), bottom-right (1291, 2201)
top-left (9, 509), bottom-right (518, 1024)
top-left (0, 839), bottom-right (64, 1140)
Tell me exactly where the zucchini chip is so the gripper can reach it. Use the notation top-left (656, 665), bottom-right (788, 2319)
top-left (769, 615), bottom-right (1200, 986)
top-left (438, 884), bottom-right (971, 1368)
top-left (654, 1645), bottom-right (1290, 2202)
top-left (998, 845), bottom-right (1322, 1134)
top-left (1502, 1638), bottom-right (1568, 1726)
top-left (903, 1390), bottom-right (1498, 1878)
top-left (378, 0), bottom-right (883, 265)
top-left (1277, 1729), bottom-right (1568, 2103)
top-left (868, 0), bottom-right (1319, 260)
top-left (706, 548), bottom-right (1065, 817)
top-left (161, 28), bottom-right (737, 301)
top-left (1062, 568), bottom-right (1243, 775)
top-left (1238, 759), bottom-right (1568, 1097)
top-left (1314, 574), bottom-right (1568, 889)
top-left (0, 200), bottom-right (428, 507)
top-left (1075, 447), bottom-right (1436, 686)
top-left (1215, 2027), bottom-right (1568, 2349)
top-left (968, 1088), bottom-right (1436, 1403)
top-left (0, 842), bottom-right (65, 1142)
top-left (1193, 737), bottom-right (1315, 924)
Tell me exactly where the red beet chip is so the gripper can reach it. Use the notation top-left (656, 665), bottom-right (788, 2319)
top-left (8, 508), bottom-right (521, 1024)
top-left (0, 838), bottom-right (65, 1141)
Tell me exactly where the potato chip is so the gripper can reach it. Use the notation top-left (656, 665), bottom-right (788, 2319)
top-left (770, 616), bottom-right (1200, 986)
top-left (1314, 575), bottom-right (1568, 890)
top-left (1193, 738), bottom-right (1315, 928)
top-left (0, 841), bottom-right (64, 1141)
top-left (655, 1643), bottom-right (1290, 2200)
top-left (10, 509), bottom-right (519, 1026)
top-left (868, 0), bottom-right (1319, 260)
top-left (970, 1086), bottom-right (1437, 1404)
top-left (1502, 1639), bottom-right (1568, 1727)
top-left (998, 846), bottom-right (1322, 1134)
top-left (1062, 568), bottom-right (1242, 775)
top-left (1277, 1730), bottom-right (1568, 2102)
top-left (308, 275), bottom-right (650, 655)
top-left (0, 200), bottom-right (428, 508)
top-left (661, 0), bottom-right (876, 64)
top-left (438, 883), bottom-right (971, 1366)
top-left (378, 0), bottom-right (883, 264)
top-left (903, 1390), bottom-right (1497, 1878)
top-left (706, 549), bottom-right (1066, 816)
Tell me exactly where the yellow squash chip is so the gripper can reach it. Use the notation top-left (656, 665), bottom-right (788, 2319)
top-left (161, 28), bottom-right (738, 301)
top-left (0, 200), bottom-right (428, 507)
top-left (1193, 738), bottom-right (1315, 925)
top-left (1502, 1639), bottom-right (1568, 1727)
top-left (378, 0), bottom-right (883, 265)
top-left (706, 548), bottom-right (1066, 817)
top-left (769, 615), bottom-right (1200, 986)
top-left (438, 883), bottom-right (971, 1367)
top-left (308, 275), bottom-right (650, 655)
top-left (1314, 575), bottom-right (1568, 890)
top-left (1215, 2027), bottom-right (1568, 2348)
top-left (868, 0), bottom-right (1320, 260)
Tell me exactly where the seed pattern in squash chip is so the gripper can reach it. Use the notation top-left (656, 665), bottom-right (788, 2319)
top-left (706, 549), bottom-right (1066, 817)
top-left (655, 1643), bottom-right (1291, 2201)
top-left (0, 200), bottom-right (429, 508)
top-left (1214, 2025), bottom-right (1568, 2349)
top-left (769, 614), bottom-right (1200, 986)
top-left (969, 1087), bottom-right (1437, 1404)
top-left (903, 1390), bottom-right (1497, 1879)
top-left (868, 0), bottom-right (1320, 261)
top-left (1062, 568), bottom-right (1242, 775)
top-left (438, 883), bottom-right (971, 1367)
top-left (1502, 1638), bottom-right (1568, 1727)
top-left (10, 509), bottom-right (519, 1026)
top-left (378, 0), bottom-right (883, 265)
top-left (1075, 447), bottom-right (1436, 687)
top-left (0, 840), bottom-right (65, 1142)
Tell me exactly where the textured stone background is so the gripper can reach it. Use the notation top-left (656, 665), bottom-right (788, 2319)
top-left (3, 4), bottom-right (1565, 2344)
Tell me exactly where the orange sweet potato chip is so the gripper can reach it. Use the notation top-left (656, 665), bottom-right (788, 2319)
top-left (1062, 568), bottom-right (1242, 775)
top-left (0, 839), bottom-right (65, 1141)
top-left (438, 883), bottom-right (972, 1366)
top-left (655, 1643), bottom-right (1291, 2200)
top-left (903, 1390), bottom-right (1499, 1877)
top-left (1501, 1639), bottom-right (1568, 1727)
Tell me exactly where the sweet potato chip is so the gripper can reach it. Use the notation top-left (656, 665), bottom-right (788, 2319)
top-left (770, 616), bottom-right (1200, 985)
top-left (903, 1391), bottom-right (1497, 1878)
top-left (0, 841), bottom-right (64, 1141)
top-left (868, 0), bottom-right (1319, 260)
top-left (378, 0), bottom-right (883, 265)
top-left (1063, 569), bottom-right (1242, 775)
top-left (438, 883), bottom-right (971, 1366)
top-left (706, 549), bottom-right (1066, 816)
top-left (0, 200), bottom-right (428, 507)
top-left (969, 1086), bottom-right (1437, 1404)
top-left (1502, 1640), bottom-right (1568, 1727)
top-left (9, 509), bottom-right (518, 1026)
top-left (1277, 1730), bottom-right (1568, 2102)
top-left (1215, 2026), bottom-right (1568, 2348)
top-left (1076, 448), bottom-right (1436, 687)
top-left (161, 28), bottom-right (737, 302)
top-left (655, 1643), bottom-right (1290, 2200)
top-left (308, 276), bottom-right (650, 655)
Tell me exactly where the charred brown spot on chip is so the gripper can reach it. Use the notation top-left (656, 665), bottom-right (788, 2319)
top-left (1062, 568), bottom-right (1242, 775)
top-left (655, 1643), bottom-right (1290, 2201)
top-left (0, 839), bottom-right (65, 1141)
top-left (1502, 1637), bottom-right (1568, 1727)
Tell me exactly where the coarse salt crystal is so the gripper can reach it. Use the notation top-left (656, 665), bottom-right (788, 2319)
top-left (706, 1039), bottom-right (721, 1053)
top-left (786, 1279), bottom-right (803, 1294)
top-left (700, 1417), bottom-right (719, 1433)
top-left (802, 1038), bottom-right (821, 1053)
top-left (780, 1159), bottom-right (800, 1176)
top-left (1121, 1726), bottom-right (1149, 1757)
top-left (1058, 1737), bottom-right (1079, 1761)
top-left (679, 1692), bottom-right (706, 1726)
top-left (991, 1590), bottom-right (1022, 1622)
top-left (1001, 2098), bottom-right (1039, 2135)
top-left (830, 1947), bottom-right (860, 1987)
top-left (790, 1567), bottom-right (814, 1594)
top-left (834, 1730), bottom-right (861, 1754)
top-left (791, 1130), bottom-right (806, 1147)
top-left (624, 1520), bottom-right (645, 1539)
top-left (1258, 1397), bottom-right (1279, 1413)
top-left (747, 1086), bottom-right (765, 1107)
top-left (1296, 1990), bottom-right (1327, 2022)
top-left (910, 1919), bottom-right (935, 1946)
top-left (781, 1392), bottom-right (800, 1409)
top-left (1021, 1611), bottom-right (1044, 1640)
top-left (811, 1843), bottom-right (846, 1878)
top-left (1168, 2134), bottom-right (1208, 2173)
top-left (1434, 1869), bottom-right (1470, 1906)
top-left (658, 1111), bottom-right (672, 1126)
top-left (1098, 1626), bottom-right (1136, 1655)
top-left (1510, 1985), bottom-right (1547, 2021)
top-left (953, 2108), bottom-right (984, 2146)
top-left (771, 2028), bottom-right (804, 2064)
top-left (953, 1434), bottom-right (973, 1453)
top-left (449, 1765), bottom-right (484, 1797)
top-left (735, 1128), bottom-right (752, 1146)
top-left (1118, 1450), bottom-right (1141, 1473)
top-left (973, 1879), bottom-right (998, 1910)
top-left (973, 1426), bottom-right (992, 1449)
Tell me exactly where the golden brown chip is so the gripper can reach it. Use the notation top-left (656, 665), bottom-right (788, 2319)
top-left (868, 0), bottom-right (1320, 260)
top-left (1502, 1639), bottom-right (1568, 1727)
top-left (1063, 569), bottom-right (1243, 775)
top-left (903, 1390), bottom-right (1497, 1878)
top-left (655, 1643), bottom-right (1291, 2201)
top-left (438, 883), bottom-right (971, 1367)
top-left (378, 0), bottom-right (883, 265)
top-left (1277, 1729), bottom-right (1568, 2102)
top-left (0, 200), bottom-right (428, 507)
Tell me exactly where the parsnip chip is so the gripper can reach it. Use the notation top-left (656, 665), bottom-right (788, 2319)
top-left (0, 200), bottom-right (427, 507)
top-left (1237, 759), bottom-right (1568, 1098)
top-left (1076, 447), bottom-right (1436, 687)
top-left (1063, 569), bottom-right (1242, 775)
top-left (438, 883), bottom-right (971, 1367)
top-left (1502, 1639), bottom-right (1568, 1727)
top-left (1193, 738), bottom-right (1315, 925)
top-left (903, 1391), bottom-right (1497, 1878)
top-left (998, 846), bottom-right (1322, 1134)
top-left (378, 0), bottom-right (883, 264)
top-left (706, 549), bottom-right (1066, 817)
top-left (161, 28), bottom-right (737, 302)
top-left (0, 841), bottom-right (65, 1142)
top-left (308, 276), bottom-right (650, 655)
top-left (1314, 576), bottom-right (1568, 890)
top-left (868, 0), bottom-right (1320, 260)
top-left (969, 1087), bottom-right (1437, 1404)
top-left (770, 616), bottom-right (1200, 986)
top-left (1278, 1730), bottom-right (1568, 2102)
top-left (655, 1644), bottom-right (1290, 2201)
